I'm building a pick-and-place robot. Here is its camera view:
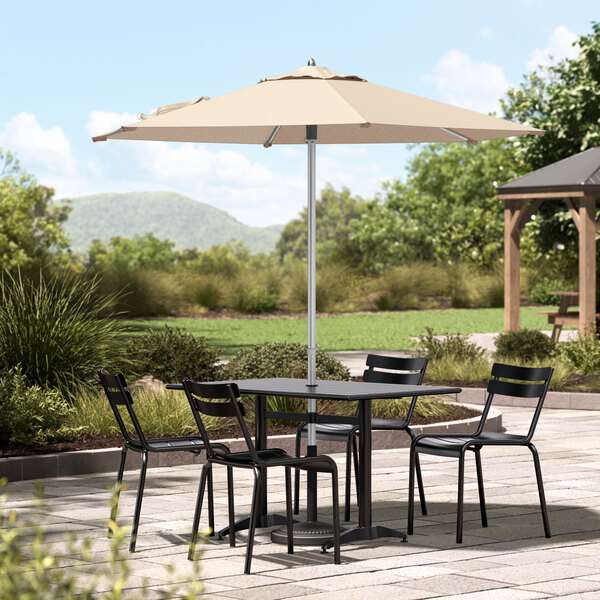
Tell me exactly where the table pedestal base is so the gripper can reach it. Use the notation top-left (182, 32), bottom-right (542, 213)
top-left (321, 525), bottom-right (407, 551)
top-left (271, 520), bottom-right (343, 546)
top-left (217, 513), bottom-right (288, 540)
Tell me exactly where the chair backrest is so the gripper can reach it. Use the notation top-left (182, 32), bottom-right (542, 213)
top-left (476, 363), bottom-right (553, 440)
top-left (361, 354), bottom-right (429, 421)
top-left (98, 371), bottom-right (148, 448)
top-left (182, 380), bottom-right (258, 461)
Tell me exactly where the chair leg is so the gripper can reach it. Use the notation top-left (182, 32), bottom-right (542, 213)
top-left (474, 449), bottom-right (487, 528)
top-left (285, 466), bottom-right (294, 555)
top-left (457, 452), bottom-right (465, 544)
top-left (108, 446), bottom-right (128, 536)
top-left (244, 466), bottom-right (261, 574)
top-left (227, 466), bottom-right (235, 547)
top-left (344, 434), bottom-right (353, 522)
top-left (129, 450), bottom-right (148, 553)
top-left (294, 431), bottom-right (302, 515)
top-left (207, 464), bottom-right (215, 536)
top-left (189, 463), bottom-right (208, 560)
top-left (331, 469), bottom-right (341, 565)
top-left (407, 447), bottom-right (416, 535)
top-left (407, 429), bottom-right (427, 516)
top-left (529, 443), bottom-right (551, 538)
top-left (352, 433), bottom-right (360, 508)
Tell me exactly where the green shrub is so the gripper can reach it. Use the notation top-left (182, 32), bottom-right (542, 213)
top-left (0, 367), bottom-right (73, 444)
top-left (188, 274), bottom-right (222, 310)
top-left (494, 329), bottom-right (555, 362)
top-left (126, 326), bottom-right (221, 383)
top-left (287, 264), bottom-right (350, 312)
top-left (418, 327), bottom-right (485, 362)
top-left (231, 288), bottom-right (279, 313)
top-left (0, 271), bottom-right (125, 396)
top-left (447, 265), bottom-right (504, 308)
top-left (425, 355), bottom-right (491, 384)
top-left (70, 387), bottom-right (219, 436)
top-left (372, 264), bottom-right (449, 311)
top-left (554, 332), bottom-right (600, 375)
top-left (96, 266), bottom-right (185, 316)
top-left (528, 279), bottom-right (572, 306)
top-left (223, 342), bottom-right (350, 424)
top-left (372, 396), bottom-right (455, 420)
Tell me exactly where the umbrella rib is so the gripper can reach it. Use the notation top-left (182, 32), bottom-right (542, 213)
top-left (263, 125), bottom-right (281, 148)
top-left (440, 127), bottom-right (478, 145)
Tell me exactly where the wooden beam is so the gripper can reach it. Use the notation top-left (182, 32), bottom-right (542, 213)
top-left (565, 198), bottom-right (581, 232)
top-left (504, 198), bottom-right (521, 331)
top-left (498, 190), bottom-right (588, 200)
top-left (516, 198), bottom-right (544, 230)
top-left (579, 196), bottom-right (597, 335)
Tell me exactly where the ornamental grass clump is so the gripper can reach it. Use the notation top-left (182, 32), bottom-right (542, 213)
top-left (0, 271), bottom-right (125, 397)
top-left (494, 329), bottom-right (555, 362)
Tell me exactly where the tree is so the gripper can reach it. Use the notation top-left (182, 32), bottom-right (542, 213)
top-left (350, 139), bottom-right (523, 273)
top-left (87, 233), bottom-right (177, 271)
top-left (276, 185), bottom-right (366, 265)
top-left (501, 22), bottom-right (600, 271)
top-left (0, 150), bottom-right (70, 269)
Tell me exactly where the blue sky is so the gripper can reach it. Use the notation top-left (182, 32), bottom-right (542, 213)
top-left (0, 1), bottom-right (597, 227)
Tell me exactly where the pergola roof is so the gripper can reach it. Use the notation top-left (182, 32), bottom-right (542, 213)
top-left (498, 146), bottom-right (600, 195)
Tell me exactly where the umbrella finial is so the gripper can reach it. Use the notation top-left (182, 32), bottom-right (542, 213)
top-left (307, 58), bottom-right (316, 66)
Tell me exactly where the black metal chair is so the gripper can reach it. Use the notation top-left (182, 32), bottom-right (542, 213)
top-left (182, 379), bottom-right (341, 574)
top-left (98, 371), bottom-right (229, 552)
top-left (294, 354), bottom-right (429, 521)
top-left (407, 362), bottom-right (553, 544)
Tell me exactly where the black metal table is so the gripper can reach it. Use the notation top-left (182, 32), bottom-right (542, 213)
top-left (168, 378), bottom-right (460, 549)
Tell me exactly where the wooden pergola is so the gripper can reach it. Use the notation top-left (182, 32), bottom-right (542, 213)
top-left (497, 147), bottom-right (600, 335)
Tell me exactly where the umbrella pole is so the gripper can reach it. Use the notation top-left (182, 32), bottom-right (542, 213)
top-left (272, 125), bottom-right (339, 545)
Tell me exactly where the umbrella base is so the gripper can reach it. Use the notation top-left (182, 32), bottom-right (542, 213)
top-left (270, 520), bottom-right (343, 546)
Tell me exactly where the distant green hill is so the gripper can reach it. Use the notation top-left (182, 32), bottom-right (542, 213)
top-left (63, 191), bottom-right (283, 254)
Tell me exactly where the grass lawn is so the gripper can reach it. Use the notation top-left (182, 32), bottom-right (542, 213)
top-left (124, 306), bottom-right (561, 357)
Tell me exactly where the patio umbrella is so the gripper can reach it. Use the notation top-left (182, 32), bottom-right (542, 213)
top-left (93, 60), bottom-right (543, 541)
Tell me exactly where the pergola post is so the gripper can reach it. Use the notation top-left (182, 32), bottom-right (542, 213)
top-left (578, 196), bottom-right (597, 334)
top-left (504, 198), bottom-right (521, 331)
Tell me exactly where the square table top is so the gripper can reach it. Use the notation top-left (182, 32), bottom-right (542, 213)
top-left (203, 378), bottom-right (460, 401)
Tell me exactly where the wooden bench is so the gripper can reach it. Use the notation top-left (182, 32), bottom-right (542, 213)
top-left (536, 291), bottom-right (599, 342)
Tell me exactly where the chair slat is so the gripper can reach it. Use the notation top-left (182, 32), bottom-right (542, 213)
top-left (363, 369), bottom-right (421, 385)
top-left (491, 363), bottom-right (552, 382)
top-left (487, 379), bottom-right (547, 399)
top-left (193, 397), bottom-right (245, 418)
top-left (366, 354), bottom-right (427, 372)
top-left (186, 380), bottom-right (240, 400)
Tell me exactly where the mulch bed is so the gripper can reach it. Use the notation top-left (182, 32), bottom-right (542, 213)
top-left (0, 406), bottom-right (479, 458)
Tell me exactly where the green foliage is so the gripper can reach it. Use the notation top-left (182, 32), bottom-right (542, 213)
top-left (88, 233), bottom-right (177, 271)
top-left (69, 387), bottom-right (219, 436)
top-left (0, 483), bottom-right (204, 599)
top-left (502, 23), bottom-right (600, 271)
top-left (288, 264), bottom-right (351, 312)
top-left (65, 191), bottom-right (280, 254)
top-left (96, 266), bottom-right (185, 316)
top-left (349, 139), bottom-right (523, 273)
top-left (425, 354), bottom-right (491, 385)
top-left (554, 332), bottom-right (600, 375)
top-left (223, 341), bottom-right (350, 381)
top-left (0, 367), bottom-right (73, 444)
top-left (184, 273), bottom-right (222, 310)
top-left (181, 241), bottom-right (249, 277)
top-left (494, 329), bottom-right (555, 362)
top-left (371, 264), bottom-right (449, 311)
top-left (231, 288), bottom-right (279, 313)
top-left (223, 341), bottom-right (350, 425)
top-left (126, 326), bottom-right (221, 383)
top-left (418, 328), bottom-right (485, 362)
top-left (0, 271), bottom-right (125, 396)
top-left (528, 279), bottom-right (573, 305)
top-left (276, 185), bottom-right (366, 265)
top-left (0, 150), bottom-right (70, 270)
top-left (447, 264), bottom-right (504, 308)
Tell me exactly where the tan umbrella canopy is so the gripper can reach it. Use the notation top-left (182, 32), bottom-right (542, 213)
top-left (93, 61), bottom-right (543, 542)
top-left (94, 64), bottom-right (541, 145)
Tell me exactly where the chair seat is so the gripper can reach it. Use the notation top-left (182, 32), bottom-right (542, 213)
top-left (130, 436), bottom-right (206, 453)
top-left (214, 447), bottom-right (336, 472)
top-left (298, 422), bottom-right (356, 441)
top-left (415, 432), bottom-right (527, 458)
top-left (370, 418), bottom-right (409, 430)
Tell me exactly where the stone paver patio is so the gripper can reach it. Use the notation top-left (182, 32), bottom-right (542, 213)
top-left (4, 405), bottom-right (600, 598)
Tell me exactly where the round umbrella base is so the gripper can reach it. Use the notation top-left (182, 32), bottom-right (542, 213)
top-left (270, 520), bottom-right (343, 546)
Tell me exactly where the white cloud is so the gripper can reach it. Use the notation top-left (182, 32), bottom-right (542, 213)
top-left (421, 49), bottom-right (510, 114)
top-left (526, 25), bottom-right (579, 71)
top-left (0, 112), bottom-right (76, 176)
top-left (86, 110), bottom-right (139, 138)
